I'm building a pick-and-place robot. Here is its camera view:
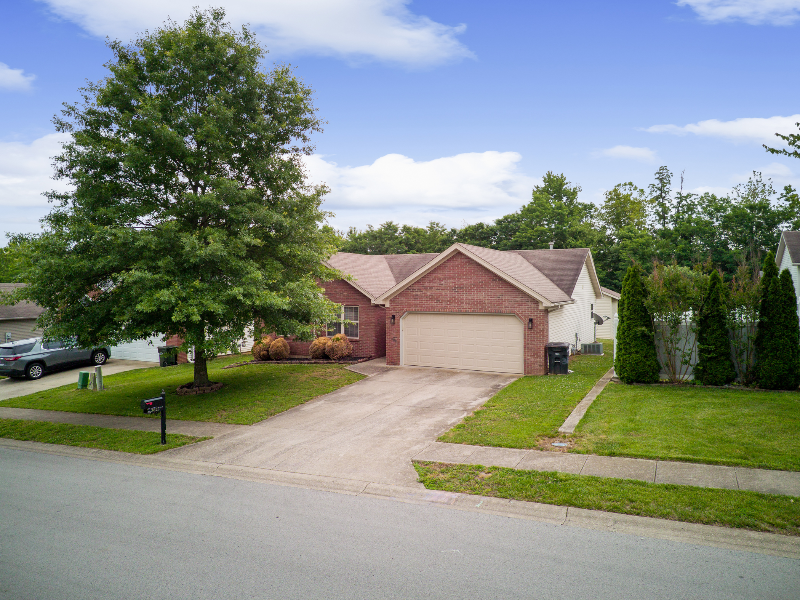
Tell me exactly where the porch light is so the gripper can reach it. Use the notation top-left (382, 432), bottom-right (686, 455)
top-left (391, 314), bottom-right (395, 325)
top-left (528, 318), bottom-right (533, 329)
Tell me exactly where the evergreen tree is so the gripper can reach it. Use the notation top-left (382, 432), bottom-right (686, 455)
top-left (615, 264), bottom-right (660, 383)
top-left (694, 270), bottom-right (735, 385)
top-left (772, 270), bottom-right (800, 389)
top-left (754, 254), bottom-right (779, 387)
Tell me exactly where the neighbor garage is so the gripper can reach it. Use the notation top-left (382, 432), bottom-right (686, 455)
top-left (402, 312), bottom-right (524, 374)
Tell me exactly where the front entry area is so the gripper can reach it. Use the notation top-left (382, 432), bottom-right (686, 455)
top-left (401, 312), bottom-right (524, 374)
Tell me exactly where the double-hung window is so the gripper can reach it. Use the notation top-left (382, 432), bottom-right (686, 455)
top-left (327, 306), bottom-right (359, 338)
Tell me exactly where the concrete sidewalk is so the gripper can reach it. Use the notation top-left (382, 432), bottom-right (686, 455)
top-left (414, 441), bottom-right (800, 497)
top-left (2, 404), bottom-right (798, 497)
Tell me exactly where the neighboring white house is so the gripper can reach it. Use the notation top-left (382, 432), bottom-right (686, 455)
top-left (776, 230), bottom-right (800, 324)
top-left (595, 286), bottom-right (620, 340)
top-left (544, 250), bottom-right (603, 351)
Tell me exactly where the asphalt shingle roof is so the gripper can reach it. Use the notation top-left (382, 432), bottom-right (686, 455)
top-left (328, 244), bottom-right (591, 305)
top-left (0, 284), bottom-right (44, 320)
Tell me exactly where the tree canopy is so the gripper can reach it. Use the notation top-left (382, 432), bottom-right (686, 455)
top-left (8, 9), bottom-right (340, 388)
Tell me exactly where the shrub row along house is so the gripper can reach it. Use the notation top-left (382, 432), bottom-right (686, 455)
top-left (289, 243), bottom-right (616, 375)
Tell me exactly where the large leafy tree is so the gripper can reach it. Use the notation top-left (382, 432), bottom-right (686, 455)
top-left (510, 171), bottom-right (597, 250)
top-left (9, 9), bottom-right (340, 389)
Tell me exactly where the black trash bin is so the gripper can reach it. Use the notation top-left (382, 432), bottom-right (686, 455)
top-left (545, 342), bottom-right (570, 375)
top-left (157, 346), bottom-right (179, 367)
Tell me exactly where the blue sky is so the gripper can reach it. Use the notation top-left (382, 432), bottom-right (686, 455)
top-left (2, 1), bottom-right (799, 243)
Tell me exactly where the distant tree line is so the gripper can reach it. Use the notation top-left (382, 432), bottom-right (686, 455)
top-left (339, 168), bottom-right (800, 291)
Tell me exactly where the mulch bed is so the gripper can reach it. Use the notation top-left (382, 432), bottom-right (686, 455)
top-left (222, 356), bottom-right (373, 370)
top-left (176, 381), bottom-right (224, 395)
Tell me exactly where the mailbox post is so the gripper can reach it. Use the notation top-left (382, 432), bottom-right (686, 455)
top-left (141, 390), bottom-right (167, 444)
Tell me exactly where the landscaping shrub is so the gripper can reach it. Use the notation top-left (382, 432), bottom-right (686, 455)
top-left (252, 335), bottom-right (275, 361)
top-left (309, 336), bottom-right (330, 359)
top-left (695, 269), bottom-right (736, 386)
top-left (615, 264), bottom-right (660, 384)
top-left (325, 333), bottom-right (353, 360)
top-left (268, 337), bottom-right (291, 361)
top-left (758, 268), bottom-right (800, 390)
top-left (755, 255), bottom-right (780, 388)
top-left (778, 269), bottom-right (800, 390)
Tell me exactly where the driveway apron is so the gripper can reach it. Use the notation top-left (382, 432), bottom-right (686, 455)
top-left (164, 366), bottom-right (517, 487)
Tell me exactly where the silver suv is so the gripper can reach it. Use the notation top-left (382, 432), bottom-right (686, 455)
top-left (0, 338), bottom-right (110, 380)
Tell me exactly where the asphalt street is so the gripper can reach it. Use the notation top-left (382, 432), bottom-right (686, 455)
top-left (2, 448), bottom-right (798, 600)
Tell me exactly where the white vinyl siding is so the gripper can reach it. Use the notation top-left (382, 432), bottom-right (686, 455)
top-left (778, 249), bottom-right (800, 325)
top-left (402, 312), bottom-right (524, 374)
top-left (595, 295), bottom-right (618, 340)
top-left (0, 319), bottom-right (42, 343)
top-left (548, 263), bottom-right (600, 350)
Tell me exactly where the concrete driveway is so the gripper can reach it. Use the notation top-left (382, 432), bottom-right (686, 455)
top-left (165, 363), bottom-right (518, 487)
top-left (0, 359), bottom-right (158, 401)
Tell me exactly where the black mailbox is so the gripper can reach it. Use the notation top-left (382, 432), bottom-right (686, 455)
top-left (141, 396), bottom-right (165, 414)
top-left (545, 342), bottom-right (570, 375)
top-left (140, 391), bottom-right (167, 444)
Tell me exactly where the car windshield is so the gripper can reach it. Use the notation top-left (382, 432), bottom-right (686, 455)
top-left (0, 342), bottom-right (37, 356)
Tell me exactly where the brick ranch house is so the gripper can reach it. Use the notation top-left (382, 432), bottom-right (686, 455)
top-left (289, 243), bottom-right (612, 376)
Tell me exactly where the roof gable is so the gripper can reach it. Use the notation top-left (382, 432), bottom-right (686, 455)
top-left (376, 243), bottom-right (574, 307)
top-left (511, 248), bottom-right (592, 296)
top-left (777, 231), bottom-right (800, 266)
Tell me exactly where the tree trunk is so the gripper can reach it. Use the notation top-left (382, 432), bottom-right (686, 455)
top-left (193, 349), bottom-right (211, 387)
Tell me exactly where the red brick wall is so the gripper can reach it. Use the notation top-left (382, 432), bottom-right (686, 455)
top-left (384, 252), bottom-right (549, 375)
top-left (165, 334), bottom-right (189, 364)
top-left (287, 279), bottom-right (386, 359)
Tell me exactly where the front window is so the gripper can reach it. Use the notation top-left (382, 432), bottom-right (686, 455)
top-left (327, 306), bottom-right (359, 338)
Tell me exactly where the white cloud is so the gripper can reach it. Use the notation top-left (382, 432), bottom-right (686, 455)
top-left (38, 0), bottom-right (473, 67)
top-left (645, 114), bottom-right (800, 145)
top-left (0, 62), bottom-right (36, 91)
top-left (594, 145), bottom-right (658, 163)
top-left (677, 0), bottom-right (800, 25)
top-left (0, 133), bottom-right (70, 210)
top-left (304, 151), bottom-right (537, 229)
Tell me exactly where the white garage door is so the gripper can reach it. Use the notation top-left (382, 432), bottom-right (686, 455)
top-left (110, 336), bottom-right (163, 362)
top-left (402, 313), bottom-right (524, 374)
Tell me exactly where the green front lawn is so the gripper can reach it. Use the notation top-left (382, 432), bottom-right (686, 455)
top-left (439, 341), bottom-right (614, 447)
top-left (1, 354), bottom-right (364, 424)
top-left (414, 462), bottom-right (800, 535)
top-left (0, 418), bottom-right (208, 454)
top-left (573, 383), bottom-right (800, 471)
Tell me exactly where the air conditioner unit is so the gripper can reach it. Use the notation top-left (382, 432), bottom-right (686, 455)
top-left (581, 342), bottom-right (603, 355)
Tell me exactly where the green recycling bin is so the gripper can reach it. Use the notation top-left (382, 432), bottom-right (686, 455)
top-left (157, 346), bottom-right (179, 367)
top-left (77, 371), bottom-right (90, 389)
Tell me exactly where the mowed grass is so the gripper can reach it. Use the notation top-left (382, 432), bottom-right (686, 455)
top-left (414, 462), bottom-right (800, 536)
top-left (1, 354), bottom-right (364, 424)
top-left (0, 418), bottom-right (208, 454)
top-left (573, 383), bottom-right (800, 471)
top-left (439, 341), bottom-right (614, 448)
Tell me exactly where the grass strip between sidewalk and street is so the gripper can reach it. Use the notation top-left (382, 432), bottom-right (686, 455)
top-left (414, 461), bottom-right (800, 536)
top-left (0, 418), bottom-right (209, 454)
top-left (439, 341), bottom-right (613, 448)
top-left (1, 354), bottom-right (364, 424)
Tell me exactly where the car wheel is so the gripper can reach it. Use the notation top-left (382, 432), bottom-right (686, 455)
top-left (26, 362), bottom-right (44, 380)
top-left (92, 350), bottom-right (108, 365)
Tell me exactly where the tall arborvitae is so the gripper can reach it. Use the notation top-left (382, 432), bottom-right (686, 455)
top-left (694, 269), bottom-right (736, 386)
top-left (615, 264), bottom-right (660, 383)
top-left (754, 254), bottom-right (780, 388)
top-left (773, 270), bottom-right (800, 389)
